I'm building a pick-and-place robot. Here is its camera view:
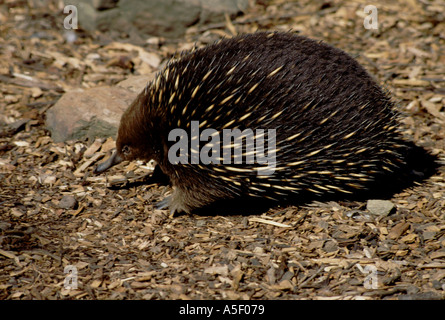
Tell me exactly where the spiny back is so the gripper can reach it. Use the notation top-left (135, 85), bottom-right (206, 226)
top-left (107, 32), bottom-right (434, 214)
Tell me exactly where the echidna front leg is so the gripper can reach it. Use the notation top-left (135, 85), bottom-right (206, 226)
top-left (155, 196), bottom-right (181, 216)
top-left (155, 187), bottom-right (194, 215)
top-left (158, 184), bottom-right (232, 215)
top-left (155, 197), bottom-right (170, 210)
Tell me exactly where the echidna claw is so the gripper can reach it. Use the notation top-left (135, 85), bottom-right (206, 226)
top-left (155, 197), bottom-right (170, 210)
top-left (155, 197), bottom-right (178, 218)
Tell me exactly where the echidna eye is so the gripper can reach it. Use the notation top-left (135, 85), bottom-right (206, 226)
top-left (121, 145), bottom-right (131, 156)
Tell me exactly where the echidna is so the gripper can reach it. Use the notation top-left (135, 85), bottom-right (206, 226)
top-left (95, 31), bottom-right (436, 214)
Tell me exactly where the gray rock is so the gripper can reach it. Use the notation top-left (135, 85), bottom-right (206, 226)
top-left (46, 86), bottom-right (136, 142)
top-left (64, 0), bottom-right (249, 38)
top-left (366, 199), bottom-right (395, 216)
top-left (46, 75), bottom-right (154, 142)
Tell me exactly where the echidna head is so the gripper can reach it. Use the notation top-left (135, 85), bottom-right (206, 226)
top-left (94, 93), bottom-right (159, 173)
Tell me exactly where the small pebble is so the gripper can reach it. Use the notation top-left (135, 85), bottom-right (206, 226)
top-left (366, 199), bottom-right (395, 216)
top-left (59, 195), bottom-right (78, 210)
top-left (323, 240), bottom-right (339, 253)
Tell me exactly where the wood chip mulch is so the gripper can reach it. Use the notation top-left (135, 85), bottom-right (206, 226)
top-left (1, 0), bottom-right (444, 300)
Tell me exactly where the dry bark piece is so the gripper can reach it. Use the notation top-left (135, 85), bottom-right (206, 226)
top-left (83, 138), bottom-right (104, 158)
top-left (388, 222), bottom-right (410, 240)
